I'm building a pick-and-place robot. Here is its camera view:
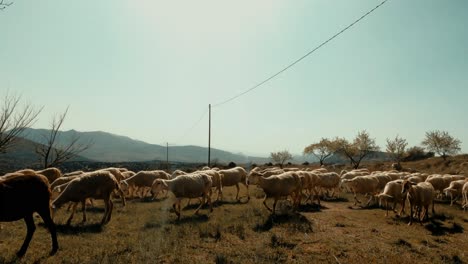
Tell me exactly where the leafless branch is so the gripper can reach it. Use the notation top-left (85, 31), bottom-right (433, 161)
top-left (0, 92), bottom-right (42, 153)
top-left (0, 0), bottom-right (13, 10)
top-left (36, 106), bottom-right (93, 168)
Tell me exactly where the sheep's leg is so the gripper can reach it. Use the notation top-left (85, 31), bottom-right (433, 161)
top-left (106, 199), bottom-right (114, 224)
top-left (17, 214), bottom-right (36, 257)
top-left (242, 181), bottom-right (250, 201)
top-left (118, 188), bottom-right (126, 206)
top-left (353, 192), bottom-right (361, 205)
top-left (295, 192), bottom-right (301, 209)
top-left (101, 197), bottom-right (110, 225)
top-left (38, 208), bottom-right (58, 256)
top-left (174, 199), bottom-right (181, 220)
top-left (262, 195), bottom-right (272, 212)
top-left (408, 203), bottom-right (413, 226)
top-left (216, 186), bottom-right (223, 201)
top-left (235, 183), bottom-right (240, 201)
top-left (194, 195), bottom-right (205, 215)
top-left (81, 200), bottom-right (87, 223)
top-left (365, 194), bottom-right (374, 207)
top-left (207, 192), bottom-right (213, 213)
top-left (66, 203), bottom-right (79, 226)
top-left (399, 198), bottom-right (406, 216)
top-left (385, 199), bottom-right (389, 217)
top-left (272, 198), bottom-right (278, 215)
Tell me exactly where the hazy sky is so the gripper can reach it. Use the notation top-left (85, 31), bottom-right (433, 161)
top-left (1, 0), bottom-right (467, 157)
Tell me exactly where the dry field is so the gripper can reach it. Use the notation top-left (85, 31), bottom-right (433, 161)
top-left (1, 157), bottom-right (468, 264)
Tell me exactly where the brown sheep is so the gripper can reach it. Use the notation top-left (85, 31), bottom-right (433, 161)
top-left (0, 173), bottom-right (58, 257)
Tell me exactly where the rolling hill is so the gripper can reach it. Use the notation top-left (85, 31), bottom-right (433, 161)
top-left (18, 128), bottom-right (272, 164)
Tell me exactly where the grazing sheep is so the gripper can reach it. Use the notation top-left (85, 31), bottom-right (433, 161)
top-left (151, 173), bottom-right (213, 220)
top-left (341, 176), bottom-right (379, 206)
top-left (401, 180), bottom-right (435, 225)
top-left (443, 180), bottom-right (467, 206)
top-left (52, 171), bottom-right (123, 225)
top-left (120, 170), bottom-right (170, 198)
top-left (341, 171), bottom-right (369, 180)
top-left (200, 169), bottom-right (223, 201)
top-left (311, 168), bottom-right (328, 173)
top-left (101, 167), bottom-right (126, 182)
top-left (248, 171), bottom-right (302, 214)
top-left (462, 182), bottom-right (468, 211)
top-left (0, 173), bottom-right (58, 257)
top-left (171, 169), bottom-right (187, 179)
top-left (121, 170), bottom-right (136, 179)
top-left (373, 174), bottom-right (394, 191)
top-left (317, 172), bottom-right (341, 198)
top-left (63, 170), bottom-right (85, 177)
top-left (376, 179), bottom-right (405, 217)
top-left (425, 175), bottom-right (450, 198)
top-left (36, 167), bottom-right (62, 184)
top-left (298, 171), bottom-right (321, 205)
top-left (218, 167), bottom-right (249, 201)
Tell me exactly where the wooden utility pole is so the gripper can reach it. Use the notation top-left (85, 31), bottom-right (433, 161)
top-left (208, 104), bottom-right (211, 167)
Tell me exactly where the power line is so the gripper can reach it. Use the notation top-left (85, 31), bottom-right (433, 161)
top-left (173, 108), bottom-right (209, 143)
top-left (212, 0), bottom-right (388, 107)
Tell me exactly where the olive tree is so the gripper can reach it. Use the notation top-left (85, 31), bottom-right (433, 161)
top-left (334, 130), bottom-right (380, 169)
top-left (386, 135), bottom-right (408, 168)
top-left (303, 138), bottom-right (335, 166)
top-left (421, 130), bottom-right (461, 160)
top-left (270, 150), bottom-right (293, 168)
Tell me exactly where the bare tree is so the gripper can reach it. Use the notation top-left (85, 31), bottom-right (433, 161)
top-left (303, 138), bottom-right (335, 166)
top-left (335, 131), bottom-right (380, 169)
top-left (36, 107), bottom-right (93, 168)
top-left (386, 135), bottom-right (408, 169)
top-left (270, 150), bottom-right (292, 168)
top-left (0, 0), bottom-right (13, 10)
top-left (0, 92), bottom-right (42, 153)
top-left (421, 130), bottom-right (461, 160)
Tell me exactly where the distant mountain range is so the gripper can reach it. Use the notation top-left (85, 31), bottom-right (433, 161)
top-left (1, 128), bottom-right (391, 174)
top-left (18, 128), bottom-right (273, 164)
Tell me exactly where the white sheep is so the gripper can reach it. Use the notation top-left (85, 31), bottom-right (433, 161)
top-left (443, 179), bottom-right (467, 206)
top-left (248, 171), bottom-right (302, 214)
top-left (171, 169), bottom-right (187, 179)
top-left (35, 167), bottom-right (63, 184)
top-left (63, 170), bottom-right (85, 177)
top-left (298, 171), bottom-right (321, 205)
top-left (200, 169), bottom-right (223, 201)
top-left (52, 170), bottom-right (124, 225)
top-left (462, 181), bottom-right (468, 211)
top-left (151, 173), bottom-right (213, 220)
top-left (376, 179), bottom-right (405, 217)
top-left (120, 170), bottom-right (170, 198)
top-left (340, 171), bottom-right (370, 180)
top-left (218, 167), bottom-right (249, 201)
top-left (401, 180), bottom-right (435, 225)
top-left (341, 176), bottom-right (379, 206)
top-left (317, 172), bottom-right (341, 198)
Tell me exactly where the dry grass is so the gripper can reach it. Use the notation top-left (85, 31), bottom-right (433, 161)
top-left (1, 158), bottom-right (468, 263)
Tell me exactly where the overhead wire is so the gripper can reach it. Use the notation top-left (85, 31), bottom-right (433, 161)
top-left (212, 0), bottom-right (388, 108)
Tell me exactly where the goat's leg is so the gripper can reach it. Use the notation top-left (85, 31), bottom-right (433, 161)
top-left (38, 208), bottom-right (58, 256)
top-left (17, 214), bottom-right (36, 257)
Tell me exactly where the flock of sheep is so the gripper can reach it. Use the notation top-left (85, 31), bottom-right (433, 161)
top-left (1, 165), bottom-right (467, 257)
